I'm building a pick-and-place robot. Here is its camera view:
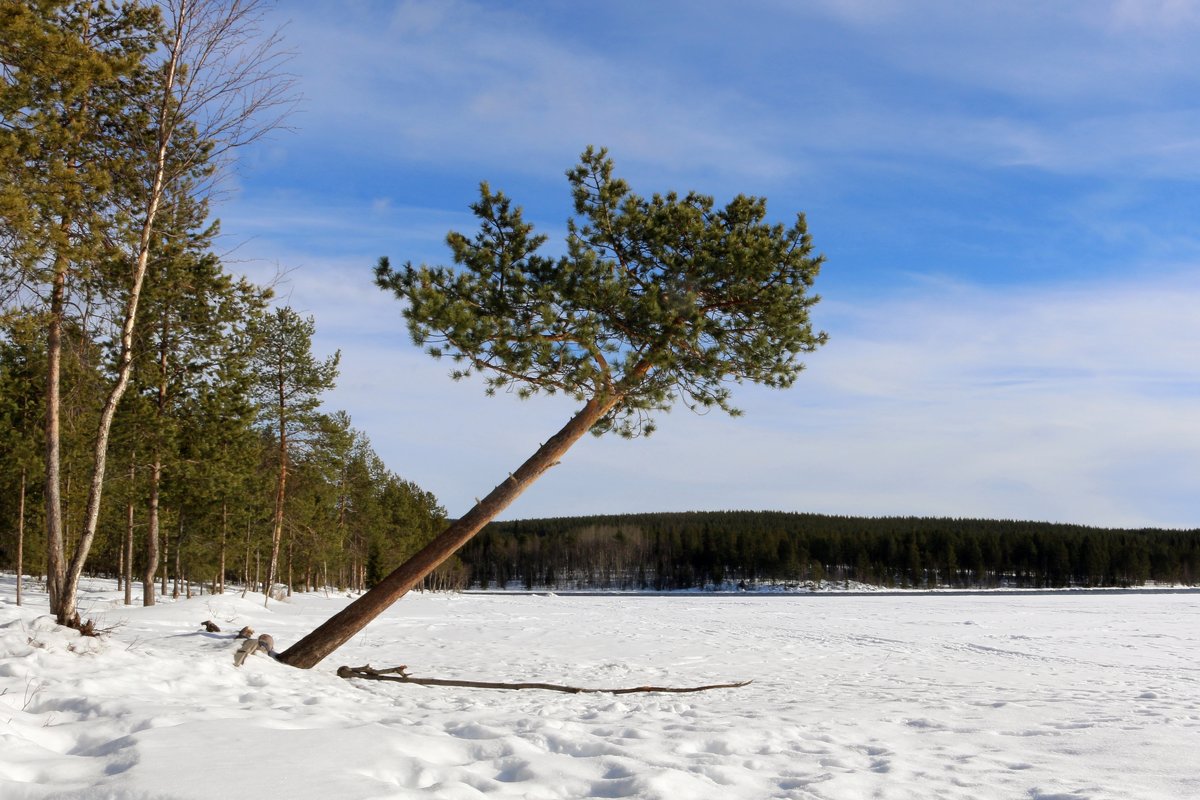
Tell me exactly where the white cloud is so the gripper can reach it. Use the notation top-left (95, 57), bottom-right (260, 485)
top-left (299, 267), bottom-right (1200, 530)
top-left (274, 1), bottom-right (789, 183)
top-left (1107, 0), bottom-right (1200, 32)
top-left (209, 2), bottom-right (1200, 531)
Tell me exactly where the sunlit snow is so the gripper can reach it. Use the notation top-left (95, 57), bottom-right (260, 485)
top-left (2, 575), bottom-right (1198, 799)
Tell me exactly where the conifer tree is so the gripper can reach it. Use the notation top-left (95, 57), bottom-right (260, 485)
top-left (246, 307), bottom-right (339, 606)
top-left (280, 147), bottom-right (827, 667)
top-left (0, 318), bottom-right (47, 604)
top-left (3, 0), bottom-right (295, 624)
top-left (1, 0), bottom-right (161, 620)
top-left (127, 184), bottom-right (266, 605)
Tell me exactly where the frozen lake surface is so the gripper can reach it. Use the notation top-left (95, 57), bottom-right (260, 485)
top-left (2, 577), bottom-right (1199, 799)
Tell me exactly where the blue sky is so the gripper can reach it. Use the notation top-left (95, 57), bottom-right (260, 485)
top-left (218, 0), bottom-right (1200, 528)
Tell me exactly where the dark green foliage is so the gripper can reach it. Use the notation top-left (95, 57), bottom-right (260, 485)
top-left (461, 511), bottom-right (1200, 590)
top-left (0, 2), bottom-right (444, 609)
top-left (0, 0), bottom-right (160, 292)
top-left (377, 146), bottom-right (827, 437)
top-left (246, 308), bottom-right (340, 440)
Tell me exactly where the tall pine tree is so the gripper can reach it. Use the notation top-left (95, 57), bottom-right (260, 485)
top-left (281, 147), bottom-right (827, 667)
top-left (246, 307), bottom-right (339, 606)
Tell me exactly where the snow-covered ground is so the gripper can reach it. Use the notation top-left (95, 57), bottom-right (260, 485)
top-left (2, 575), bottom-right (1198, 799)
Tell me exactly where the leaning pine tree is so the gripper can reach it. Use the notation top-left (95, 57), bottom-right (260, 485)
top-left (278, 147), bottom-right (828, 669)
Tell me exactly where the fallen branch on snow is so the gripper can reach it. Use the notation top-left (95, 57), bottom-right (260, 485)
top-left (336, 664), bottom-right (751, 694)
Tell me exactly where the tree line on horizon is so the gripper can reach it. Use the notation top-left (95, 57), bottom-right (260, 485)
top-left (462, 511), bottom-right (1200, 591)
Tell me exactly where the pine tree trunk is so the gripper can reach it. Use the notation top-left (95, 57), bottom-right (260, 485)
top-left (124, 453), bottom-right (134, 606)
top-left (242, 519), bottom-right (251, 597)
top-left (278, 394), bottom-right (619, 669)
top-left (218, 502), bottom-right (227, 594)
top-left (44, 235), bottom-right (68, 616)
top-left (161, 523), bottom-right (169, 597)
top-left (144, 457), bottom-right (161, 606)
top-left (63, 467), bottom-right (73, 562)
top-left (172, 513), bottom-right (182, 599)
top-left (16, 468), bottom-right (25, 607)
top-left (265, 382), bottom-right (287, 606)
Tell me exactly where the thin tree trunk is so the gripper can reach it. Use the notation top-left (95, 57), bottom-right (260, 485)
top-left (124, 452), bottom-right (134, 605)
top-left (63, 467), bottom-right (73, 561)
top-left (16, 468), bottom-right (26, 606)
top-left (44, 226), bottom-right (68, 616)
top-left (265, 382), bottom-right (287, 606)
top-left (241, 518), bottom-right (251, 597)
top-left (161, 521), bottom-right (169, 597)
top-left (285, 533), bottom-right (293, 597)
top-left (144, 457), bottom-right (161, 606)
top-left (279, 394), bottom-right (620, 668)
top-left (218, 501), bottom-right (227, 593)
top-left (173, 513), bottom-right (183, 598)
top-left (124, 501), bottom-right (134, 605)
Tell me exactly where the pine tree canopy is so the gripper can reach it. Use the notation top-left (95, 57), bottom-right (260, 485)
top-left (375, 146), bottom-right (828, 437)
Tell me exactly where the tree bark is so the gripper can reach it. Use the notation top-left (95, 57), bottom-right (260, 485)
top-left (173, 513), bottom-right (183, 598)
top-left (16, 468), bottom-right (26, 607)
top-left (265, 373), bottom-right (287, 606)
top-left (144, 456), bottom-right (161, 606)
top-left (218, 502), bottom-right (227, 593)
top-left (44, 247), bottom-right (67, 614)
top-left (161, 522), bottom-right (169, 597)
top-left (124, 453), bottom-right (134, 606)
top-left (278, 393), bottom-right (620, 669)
top-left (242, 519), bottom-right (251, 597)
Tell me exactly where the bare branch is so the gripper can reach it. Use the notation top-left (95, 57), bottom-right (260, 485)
top-left (337, 664), bottom-right (753, 695)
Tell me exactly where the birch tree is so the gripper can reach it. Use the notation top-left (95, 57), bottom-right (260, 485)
top-left (1, 0), bottom-right (160, 622)
top-left (8, 0), bottom-right (296, 625)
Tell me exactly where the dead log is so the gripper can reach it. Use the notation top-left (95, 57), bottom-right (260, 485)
top-left (336, 664), bottom-right (751, 694)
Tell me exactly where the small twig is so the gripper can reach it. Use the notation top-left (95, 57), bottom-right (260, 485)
top-left (337, 664), bottom-right (752, 695)
top-left (22, 678), bottom-right (44, 711)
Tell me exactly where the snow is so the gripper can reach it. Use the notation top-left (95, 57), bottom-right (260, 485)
top-left (2, 575), bottom-right (1199, 799)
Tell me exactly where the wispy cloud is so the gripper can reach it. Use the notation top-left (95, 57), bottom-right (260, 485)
top-left (304, 268), bottom-right (1200, 529)
top-left (205, 2), bottom-right (1200, 529)
top-left (273, 0), bottom-right (790, 182)
top-left (263, 0), bottom-right (1200, 192)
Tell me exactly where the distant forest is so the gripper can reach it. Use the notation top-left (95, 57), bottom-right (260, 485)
top-left (460, 511), bottom-right (1200, 590)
